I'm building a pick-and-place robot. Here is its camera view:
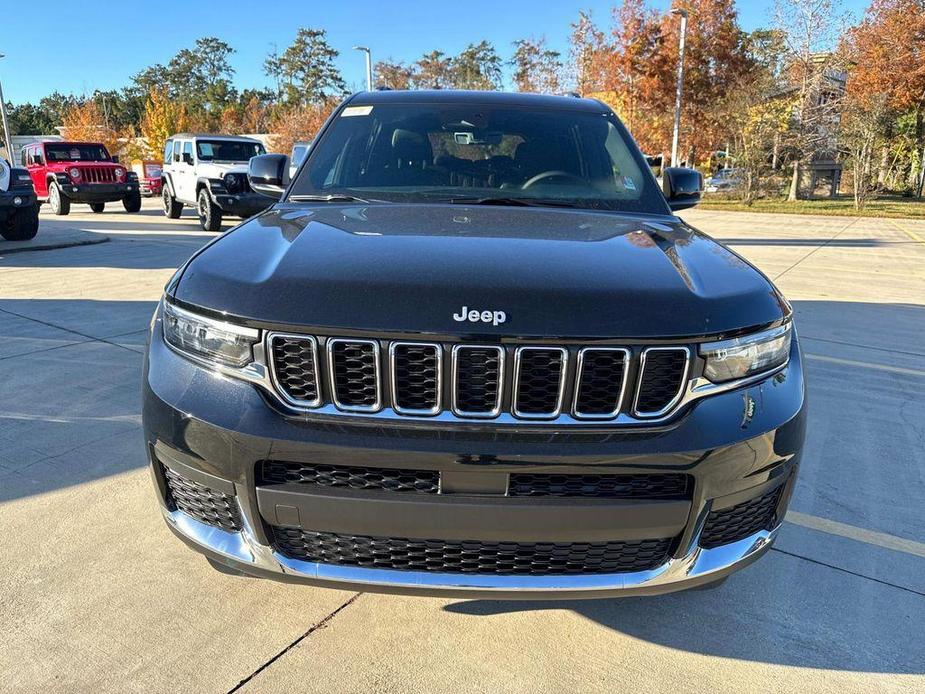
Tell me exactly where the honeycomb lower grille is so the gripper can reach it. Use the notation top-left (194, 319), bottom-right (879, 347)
top-left (635, 348), bottom-right (689, 415)
top-left (271, 528), bottom-right (674, 575)
top-left (700, 487), bottom-right (783, 549)
top-left (162, 465), bottom-right (242, 532)
top-left (509, 473), bottom-right (691, 499)
top-left (258, 461), bottom-right (440, 494)
top-left (329, 339), bottom-right (380, 410)
top-left (513, 347), bottom-right (567, 418)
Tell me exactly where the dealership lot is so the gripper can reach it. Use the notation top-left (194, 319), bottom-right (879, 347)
top-left (1, 200), bottom-right (923, 693)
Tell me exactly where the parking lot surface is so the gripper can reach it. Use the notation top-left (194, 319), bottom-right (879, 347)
top-left (1, 200), bottom-right (923, 693)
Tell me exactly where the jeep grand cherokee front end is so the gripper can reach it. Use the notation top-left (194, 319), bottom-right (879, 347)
top-left (142, 91), bottom-right (805, 598)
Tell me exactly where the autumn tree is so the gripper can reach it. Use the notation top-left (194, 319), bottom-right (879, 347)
top-left (453, 41), bottom-right (504, 90)
top-left (570, 11), bottom-right (610, 96)
top-left (140, 88), bottom-right (190, 160)
top-left (410, 51), bottom-right (455, 89)
top-left (511, 37), bottom-right (563, 93)
top-left (268, 100), bottom-right (338, 155)
top-left (375, 60), bottom-right (414, 90)
top-left (60, 100), bottom-right (128, 158)
top-left (265, 28), bottom-right (347, 105)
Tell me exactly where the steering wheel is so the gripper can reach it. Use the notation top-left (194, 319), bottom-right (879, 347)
top-left (521, 170), bottom-right (587, 190)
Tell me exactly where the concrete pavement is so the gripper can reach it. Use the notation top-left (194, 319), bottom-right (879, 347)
top-left (1, 200), bottom-right (922, 693)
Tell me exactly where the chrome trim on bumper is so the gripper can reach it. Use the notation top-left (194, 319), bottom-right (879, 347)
top-left (161, 499), bottom-right (779, 597)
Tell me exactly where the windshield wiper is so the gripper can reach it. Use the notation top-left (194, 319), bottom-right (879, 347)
top-left (289, 194), bottom-right (372, 203)
top-left (446, 196), bottom-right (580, 209)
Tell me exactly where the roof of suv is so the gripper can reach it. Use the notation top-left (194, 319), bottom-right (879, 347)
top-left (169, 134), bottom-right (262, 142)
top-left (348, 89), bottom-right (609, 113)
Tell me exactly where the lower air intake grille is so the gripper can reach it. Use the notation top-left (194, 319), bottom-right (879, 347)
top-left (162, 465), bottom-right (242, 532)
top-left (508, 473), bottom-right (691, 499)
top-left (635, 348), bottom-right (688, 415)
top-left (272, 528), bottom-right (674, 575)
top-left (329, 339), bottom-right (380, 410)
top-left (258, 461), bottom-right (439, 494)
top-left (700, 487), bottom-right (783, 549)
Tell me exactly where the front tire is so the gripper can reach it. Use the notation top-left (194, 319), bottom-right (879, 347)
top-left (162, 185), bottom-right (182, 219)
top-left (123, 191), bottom-right (142, 213)
top-left (197, 188), bottom-right (222, 231)
top-left (48, 183), bottom-right (70, 216)
top-left (90, 202), bottom-right (105, 213)
top-left (1, 204), bottom-right (40, 241)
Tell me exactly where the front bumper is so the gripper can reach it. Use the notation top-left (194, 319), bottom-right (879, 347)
top-left (0, 190), bottom-right (38, 218)
top-left (210, 190), bottom-right (271, 218)
top-left (60, 182), bottom-right (137, 202)
top-left (143, 320), bottom-right (805, 598)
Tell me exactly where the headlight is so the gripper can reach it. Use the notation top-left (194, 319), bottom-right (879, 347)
top-left (69, 167), bottom-right (81, 179)
top-left (114, 167), bottom-right (125, 179)
top-left (700, 323), bottom-right (791, 383)
top-left (163, 301), bottom-right (259, 367)
top-left (223, 172), bottom-right (243, 193)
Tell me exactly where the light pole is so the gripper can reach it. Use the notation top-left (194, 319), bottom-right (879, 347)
top-left (353, 46), bottom-right (373, 91)
top-left (0, 54), bottom-right (14, 164)
top-left (669, 9), bottom-right (688, 168)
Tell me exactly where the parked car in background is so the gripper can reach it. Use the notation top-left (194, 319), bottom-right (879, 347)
top-left (705, 167), bottom-right (743, 193)
top-left (22, 141), bottom-right (141, 215)
top-left (289, 140), bottom-right (312, 179)
top-left (161, 134), bottom-right (272, 231)
top-left (0, 158), bottom-right (40, 241)
top-left (132, 160), bottom-right (163, 197)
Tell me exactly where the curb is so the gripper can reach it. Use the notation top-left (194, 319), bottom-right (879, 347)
top-left (0, 234), bottom-right (110, 256)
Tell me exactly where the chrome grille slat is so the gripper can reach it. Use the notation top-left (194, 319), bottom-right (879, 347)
top-left (268, 334), bottom-right (321, 407)
top-left (327, 339), bottom-right (382, 412)
top-left (572, 347), bottom-right (630, 419)
top-left (512, 347), bottom-right (568, 419)
top-left (451, 345), bottom-right (504, 418)
top-left (633, 347), bottom-right (690, 417)
top-left (390, 342), bottom-right (441, 415)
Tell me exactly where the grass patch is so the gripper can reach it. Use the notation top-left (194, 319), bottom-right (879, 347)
top-left (698, 195), bottom-right (925, 219)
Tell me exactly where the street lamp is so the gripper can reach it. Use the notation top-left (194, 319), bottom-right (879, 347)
top-left (353, 46), bottom-right (373, 91)
top-left (669, 9), bottom-right (688, 168)
top-left (0, 54), bottom-right (13, 165)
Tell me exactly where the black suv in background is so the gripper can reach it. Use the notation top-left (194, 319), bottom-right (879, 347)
top-left (143, 91), bottom-right (804, 598)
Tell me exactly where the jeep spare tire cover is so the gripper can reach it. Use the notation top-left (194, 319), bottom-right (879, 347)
top-left (0, 159), bottom-right (9, 192)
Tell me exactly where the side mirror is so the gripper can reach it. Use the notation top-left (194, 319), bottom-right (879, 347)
top-left (662, 167), bottom-right (702, 211)
top-left (248, 154), bottom-right (289, 199)
top-left (182, 153), bottom-right (193, 166)
top-left (111, 155), bottom-right (120, 164)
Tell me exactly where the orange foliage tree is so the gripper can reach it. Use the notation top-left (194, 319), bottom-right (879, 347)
top-left (60, 100), bottom-right (132, 158)
top-left (267, 99), bottom-right (337, 155)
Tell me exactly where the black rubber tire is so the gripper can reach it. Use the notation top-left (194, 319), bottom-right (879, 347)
top-left (197, 187), bottom-right (222, 231)
top-left (48, 182), bottom-right (70, 216)
top-left (162, 184), bottom-right (182, 219)
top-left (1, 204), bottom-right (40, 241)
top-left (123, 191), bottom-right (142, 213)
top-left (90, 202), bottom-right (105, 213)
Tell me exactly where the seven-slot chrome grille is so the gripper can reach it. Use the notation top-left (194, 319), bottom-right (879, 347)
top-left (267, 333), bottom-right (691, 422)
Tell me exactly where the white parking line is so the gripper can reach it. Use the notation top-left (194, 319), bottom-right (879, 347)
top-left (786, 511), bottom-right (925, 560)
top-left (805, 353), bottom-right (925, 378)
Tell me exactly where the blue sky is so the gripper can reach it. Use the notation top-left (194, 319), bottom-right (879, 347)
top-left (2, 0), bottom-right (870, 104)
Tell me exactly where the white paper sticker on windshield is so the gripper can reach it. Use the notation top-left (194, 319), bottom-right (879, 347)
top-left (341, 106), bottom-right (373, 117)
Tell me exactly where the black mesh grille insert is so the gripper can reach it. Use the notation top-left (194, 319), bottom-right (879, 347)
top-left (508, 473), bottom-right (691, 499)
top-left (258, 461), bottom-right (439, 494)
top-left (272, 528), bottom-right (674, 575)
top-left (635, 349), bottom-right (688, 414)
top-left (575, 349), bottom-right (628, 417)
top-left (270, 336), bottom-right (319, 404)
top-left (330, 340), bottom-right (379, 409)
top-left (453, 346), bottom-right (502, 415)
top-left (162, 465), bottom-right (242, 532)
top-left (700, 487), bottom-right (783, 549)
top-left (392, 344), bottom-right (439, 412)
top-left (514, 348), bottom-right (566, 417)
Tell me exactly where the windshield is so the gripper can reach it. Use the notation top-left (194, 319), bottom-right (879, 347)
top-left (196, 140), bottom-right (265, 162)
top-left (45, 143), bottom-right (111, 163)
top-left (290, 102), bottom-right (668, 214)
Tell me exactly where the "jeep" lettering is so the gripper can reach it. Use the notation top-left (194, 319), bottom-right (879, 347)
top-left (453, 306), bottom-right (507, 326)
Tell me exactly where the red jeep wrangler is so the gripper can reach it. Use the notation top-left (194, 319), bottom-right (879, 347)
top-left (22, 141), bottom-right (141, 215)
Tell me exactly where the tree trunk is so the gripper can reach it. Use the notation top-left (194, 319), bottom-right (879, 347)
top-left (788, 161), bottom-right (801, 201)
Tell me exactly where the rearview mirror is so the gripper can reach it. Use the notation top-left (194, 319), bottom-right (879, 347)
top-left (662, 167), bottom-right (702, 211)
top-left (248, 154), bottom-right (289, 199)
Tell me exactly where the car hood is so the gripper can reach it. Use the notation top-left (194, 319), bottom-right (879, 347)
top-left (174, 203), bottom-right (787, 338)
top-left (196, 162), bottom-right (249, 178)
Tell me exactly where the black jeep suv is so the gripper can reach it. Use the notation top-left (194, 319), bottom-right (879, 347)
top-left (143, 91), bottom-right (804, 598)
